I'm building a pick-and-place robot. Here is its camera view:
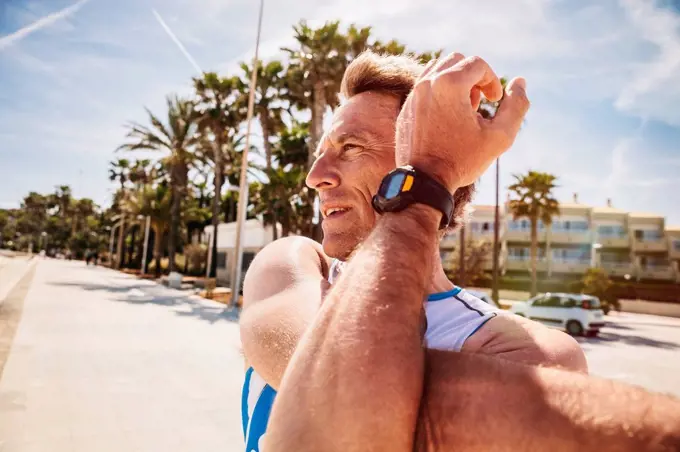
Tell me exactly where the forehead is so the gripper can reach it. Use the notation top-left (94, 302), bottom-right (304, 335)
top-left (326, 91), bottom-right (401, 141)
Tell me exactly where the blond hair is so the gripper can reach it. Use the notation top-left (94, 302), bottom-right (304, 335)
top-left (340, 51), bottom-right (475, 230)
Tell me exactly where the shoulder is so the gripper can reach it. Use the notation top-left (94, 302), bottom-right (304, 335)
top-left (462, 311), bottom-right (588, 373)
top-left (243, 236), bottom-right (331, 307)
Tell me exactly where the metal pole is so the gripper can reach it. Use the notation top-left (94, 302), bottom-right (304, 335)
top-left (492, 158), bottom-right (500, 304)
top-left (141, 216), bottom-right (151, 275)
top-left (206, 228), bottom-right (213, 278)
top-left (230, 0), bottom-right (265, 307)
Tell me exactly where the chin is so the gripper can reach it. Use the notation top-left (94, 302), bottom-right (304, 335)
top-left (321, 229), bottom-right (363, 261)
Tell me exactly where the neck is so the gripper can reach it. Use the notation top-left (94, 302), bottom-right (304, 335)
top-left (428, 247), bottom-right (455, 295)
top-left (337, 243), bottom-right (455, 296)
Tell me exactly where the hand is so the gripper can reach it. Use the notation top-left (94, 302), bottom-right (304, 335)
top-left (395, 53), bottom-right (530, 192)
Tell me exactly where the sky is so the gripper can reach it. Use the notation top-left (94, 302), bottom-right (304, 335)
top-left (1, 0), bottom-right (679, 224)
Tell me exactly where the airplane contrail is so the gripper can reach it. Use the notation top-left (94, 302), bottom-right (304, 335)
top-left (0, 0), bottom-right (91, 51)
top-left (151, 9), bottom-right (203, 75)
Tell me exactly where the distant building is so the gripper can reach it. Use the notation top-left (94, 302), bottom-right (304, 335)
top-left (203, 220), bottom-right (280, 287)
top-left (441, 196), bottom-right (680, 283)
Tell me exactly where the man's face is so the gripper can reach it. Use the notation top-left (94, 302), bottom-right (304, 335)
top-left (306, 91), bottom-right (401, 260)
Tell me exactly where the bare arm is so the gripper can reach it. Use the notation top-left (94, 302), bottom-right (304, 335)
top-left (462, 313), bottom-right (589, 373)
top-left (415, 349), bottom-right (680, 451)
top-left (264, 205), bottom-right (439, 452)
top-left (240, 236), bottom-right (329, 389)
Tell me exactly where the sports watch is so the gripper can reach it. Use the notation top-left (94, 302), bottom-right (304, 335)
top-left (372, 165), bottom-right (455, 230)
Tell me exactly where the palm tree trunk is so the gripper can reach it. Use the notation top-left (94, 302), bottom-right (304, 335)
top-left (260, 116), bottom-right (279, 242)
top-left (153, 226), bottom-right (163, 278)
top-left (169, 165), bottom-right (186, 274)
top-left (530, 217), bottom-right (538, 297)
top-left (309, 80), bottom-right (326, 169)
top-left (210, 138), bottom-right (223, 279)
top-left (127, 226), bottom-right (137, 268)
top-left (309, 83), bottom-right (327, 242)
top-left (115, 214), bottom-right (125, 270)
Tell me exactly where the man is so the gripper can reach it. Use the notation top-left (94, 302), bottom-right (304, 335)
top-left (241, 54), bottom-right (675, 452)
top-left (239, 51), bottom-right (590, 451)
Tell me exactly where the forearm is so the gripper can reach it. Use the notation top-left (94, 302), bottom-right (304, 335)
top-left (415, 349), bottom-right (680, 451)
top-left (265, 206), bottom-right (440, 452)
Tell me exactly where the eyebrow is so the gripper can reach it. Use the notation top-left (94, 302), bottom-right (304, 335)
top-left (313, 129), bottom-right (383, 159)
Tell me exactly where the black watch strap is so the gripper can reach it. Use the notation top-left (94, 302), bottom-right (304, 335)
top-left (372, 165), bottom-right (455, 230)
top-left (408, 167), bottom-right (455, 229)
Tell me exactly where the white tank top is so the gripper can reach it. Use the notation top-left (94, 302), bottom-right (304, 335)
top-left (241, 259), bottom-right (499, 451)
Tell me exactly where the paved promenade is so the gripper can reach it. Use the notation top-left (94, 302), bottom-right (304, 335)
top-left (0, 259), bottom-right (245, 451)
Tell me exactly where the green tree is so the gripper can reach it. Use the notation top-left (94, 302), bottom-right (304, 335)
top-left (118, 95), bottom-right (197, 273)
top-left (282, 20), bottom-right (347, 167)
top-left (124, 183), bottom-right (173, 277)
top-left (193, 73), bottom-right (245, 278)
top-left (576, 268), bottom-right (621, 315)
top-left (251, 165), bottom-right (310, 238)
top-left (508, 171), bottom-right (560, 296)
top-left (442, 238), bottom-right (492, 287)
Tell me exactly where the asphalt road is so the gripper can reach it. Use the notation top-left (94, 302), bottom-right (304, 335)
top-left (577, 312), bottom-right (680, 397)
top-left (0, 259), bottom-right (678, 451)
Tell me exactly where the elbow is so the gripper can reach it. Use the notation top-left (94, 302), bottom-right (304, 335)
top-left (554, 334), bottom-right (588, 373)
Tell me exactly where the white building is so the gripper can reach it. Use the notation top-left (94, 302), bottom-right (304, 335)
top-left (204, 220), bottom-right (281, 286)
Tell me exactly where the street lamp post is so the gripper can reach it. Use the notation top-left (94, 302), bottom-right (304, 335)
top-left (230, 0), bottom-right (265, 307)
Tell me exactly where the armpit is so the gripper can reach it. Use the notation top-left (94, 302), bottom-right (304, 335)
top-left (461, 313), bottom-right (588, 373)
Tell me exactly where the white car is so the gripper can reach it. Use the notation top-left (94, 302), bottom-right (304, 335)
top-left (510, 292), bottom-right (605, 336)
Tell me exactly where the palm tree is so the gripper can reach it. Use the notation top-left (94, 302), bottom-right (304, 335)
top-left (282, 20), bottom-right (347, 168)
top-left (193, 72), bottom-right (245, 278)
top-left (237, 60), bottom-right (286, 169)
top-left (124, 183), bottom-right (173, 277)
top-left (118, 95), bottom-right (197, 273)
top-left (507, 171), bottom-right (560, 296)
top-left (237, 59), bottom-right (288, 240)
top-left (251, 165), bottom-right (309, 237)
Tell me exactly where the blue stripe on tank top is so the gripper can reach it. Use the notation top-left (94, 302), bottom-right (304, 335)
top-left (427, 286), bottom-right (462, 301)
top-left (241, 367), bottom-right (254, 439)
top-left (245, 384), bottom-right (277, 452)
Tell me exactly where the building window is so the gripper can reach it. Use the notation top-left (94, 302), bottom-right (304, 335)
top-left (552, 247), bottom-right (590, 263)
top-left (674, 240), bottom-right (680, 252)
top-left (635, 230), bottom-right (662, 241)
top-left (216, 252), bottom-right (227, 269)
top-left (598, 225), bottom-right (625, 237)
top-left (553, 220), bottom-right (589, 232)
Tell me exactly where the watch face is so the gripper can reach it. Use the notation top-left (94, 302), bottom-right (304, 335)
top-left (385, 172), bottom-right (405, 199)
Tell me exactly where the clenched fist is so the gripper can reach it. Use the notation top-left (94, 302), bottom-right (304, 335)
top-left (395, 53), bottom-right (530, 192)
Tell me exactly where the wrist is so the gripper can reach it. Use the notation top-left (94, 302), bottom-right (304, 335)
top-left (404, 158), bottom-right (461, 194)
top-left (382, 204), bottom-right (441, 237)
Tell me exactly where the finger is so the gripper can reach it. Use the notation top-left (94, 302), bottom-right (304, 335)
top-left (443, 56), bottom-right (503, 102)
top-left (470, 87), bottom-right (481, 111)
top-left (430, 51), bottom-right (466, 75)
top-left (491, 77), bottom-right (530, 136)
top-left (420, 58), bottom-right (438, 79)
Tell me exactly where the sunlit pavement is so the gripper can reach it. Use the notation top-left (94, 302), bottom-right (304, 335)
top-left (1, 260), bottom-right (679, 451)
top-left (577, 312), bottom-right (680, 398)
top-left (0, 259), bottom-right (245, 451)
top-left (0, 255), bottom-right (33, 304)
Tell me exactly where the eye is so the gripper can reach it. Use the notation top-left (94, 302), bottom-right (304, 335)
top-left (342, 143), bottom-right (361, 152)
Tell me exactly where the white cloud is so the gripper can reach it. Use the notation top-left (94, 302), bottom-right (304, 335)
top-left (615, 0), bottom-right (680, 125)
top-left (0, 0), bottom-right (90, 51)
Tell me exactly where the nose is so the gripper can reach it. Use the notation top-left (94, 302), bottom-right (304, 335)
top-left (305, 152), bottom-right (340, 191)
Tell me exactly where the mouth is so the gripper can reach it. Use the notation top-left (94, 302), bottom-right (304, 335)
top-left (322, 206), bottom-right (352, 220)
